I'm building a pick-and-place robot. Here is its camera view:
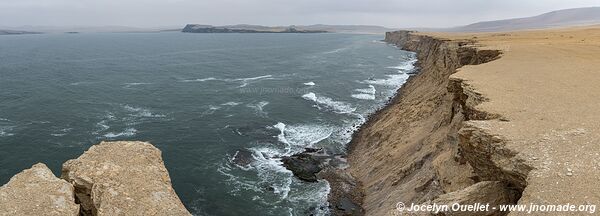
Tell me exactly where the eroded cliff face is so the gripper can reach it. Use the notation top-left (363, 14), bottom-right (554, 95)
top-left (346, 31), bottom-right (529, 215)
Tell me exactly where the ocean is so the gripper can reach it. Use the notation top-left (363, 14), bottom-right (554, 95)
top-left (0, 32), bottom-right (415, 215)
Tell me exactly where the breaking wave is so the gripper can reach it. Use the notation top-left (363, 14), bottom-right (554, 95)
top-left (302, 92), bottom-right (356, 114)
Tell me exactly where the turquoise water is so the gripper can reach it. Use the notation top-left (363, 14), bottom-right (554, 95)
top-left (0, 32), bottom-right (415, 215)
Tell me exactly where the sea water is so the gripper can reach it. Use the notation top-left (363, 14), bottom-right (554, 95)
top-left (0, 32), bottom-right (415, 215)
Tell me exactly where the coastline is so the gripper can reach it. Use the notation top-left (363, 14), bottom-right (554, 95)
top-left (328, 30), bottom-right (511, 216)
top-left (337, 26), bottom-right (600, 215)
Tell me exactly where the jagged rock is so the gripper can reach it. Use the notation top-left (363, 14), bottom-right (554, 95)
top-left (318, 168), bottom-right (364, 216)
top-left (0, 163), bottom-right (79, 216)
top-left (61, 141), bottom-right (190, 216)
top-left (282, 152), bottom-right (323, 182)
top-left (427, 181), bottom-right (519, 216)
top-left (232, 149), bottom-right (255, 167)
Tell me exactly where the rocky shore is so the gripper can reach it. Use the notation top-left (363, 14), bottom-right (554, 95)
top-left (342, 30), bottom-right (517, 216)
top-left (0, 141), bottom-right (190, 216)
top-left (325, 26), bottom-right (600, 216)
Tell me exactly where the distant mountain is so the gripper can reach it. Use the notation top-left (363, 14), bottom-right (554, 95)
top-left (182, 24), bottom-right (395, 34)
top-left (0, 30), bottom-right (41, 35)
top-left (447, 7), bottom-right (600, 32)
top-left (182, 24), bottom-right (327, 33)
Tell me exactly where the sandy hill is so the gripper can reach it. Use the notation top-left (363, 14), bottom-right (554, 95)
top-left (446, 7), bottom-right (600, 32)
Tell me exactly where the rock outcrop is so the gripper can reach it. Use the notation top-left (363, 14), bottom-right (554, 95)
top-left (0, 163), bottom-right (79, 216)
top-left (61, 141), bottom-right (190, 216)
top-left (0, 141), bottom-right (190, 216)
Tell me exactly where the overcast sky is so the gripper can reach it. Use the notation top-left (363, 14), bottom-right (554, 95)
top-left (1, 0), bottom-right (599, 28)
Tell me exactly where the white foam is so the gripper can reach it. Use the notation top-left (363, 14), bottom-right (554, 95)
top-left (303, 82), bottom-right (316, 86)
top-left (201, 105), bottom-right (221, 117)
top-left (123, 105), bottom-right (166, 118)
top-left (387, 59), bottom-right (417, 71)
top-left (180, 77), bottom-right (217, 82)
top-left (273, 122), bottom-right (335, 154)
top-left (302, 92), bottom-right (356, 114)
top-left (364, 73), bottom-right (410, 86)
top-left (246, 101), bottom-right (269, 117)
top-left (247, 146), bottom-right (293, 199)
top-left (351, 93), bottom-right (376, 100)
top-left (181, 75), bottom-right (273, 88)
top-left (123, 82), bottom-right (152, 88)
top-left (221, 102), bottom-right (242, 106)
top-left (323, 48), bottom-right (347, 54)
top-left (273, 122), bottom-right (289, 145)
top-left (352, 85), bottom-right (376, 100)
top-left (235, 75), bottom-right (273, 88)
top-left (103, 128), bottom-right (137, 138)
top-left (301, 92), bottom-right (317, 101)
top-left (51, 128), bottom-right (72, 137)
top-left (0, 126), bottom-right (15, 137)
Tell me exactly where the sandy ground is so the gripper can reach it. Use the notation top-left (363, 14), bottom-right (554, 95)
top-left (427, 25), bottom-right (600, 215)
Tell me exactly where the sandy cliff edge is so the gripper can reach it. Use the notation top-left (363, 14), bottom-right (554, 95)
top-left (345, 26), bottom-right (600, 216)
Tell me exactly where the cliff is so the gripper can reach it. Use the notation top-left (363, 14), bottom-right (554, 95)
top-left (347, 25), bottom-right (600, 215)
top-left (345, 30), bottom-right (524, 215)
top-left (0, 141), bottom-right (190, 216)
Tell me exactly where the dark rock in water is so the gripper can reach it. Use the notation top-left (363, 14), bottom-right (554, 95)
top-left (282, 153), bottom-right (322, 182)
top-left (336, 197), bottom-right (362, 216)
top-left (318, 168), bottom-right (364, 216)
top-left (304, 147), bottom-right (321, 153)
top-left (232, 149), bottom-right (254, 167)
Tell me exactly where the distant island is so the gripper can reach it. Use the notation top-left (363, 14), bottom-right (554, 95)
top-left (0, 30), bottom-right (41, 35)
top-left (182, 24), bottom-right (328, 33)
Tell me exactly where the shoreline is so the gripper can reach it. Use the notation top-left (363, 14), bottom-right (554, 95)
top-left (328, 30), bottom-right (509, 215)
top-left (336, 26), bottom-right (600, 215)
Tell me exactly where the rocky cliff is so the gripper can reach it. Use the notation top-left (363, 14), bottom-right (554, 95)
top-left (0, 141), bottom-right (190, 216)
top-left (345, 31), bottom-right (529, 215)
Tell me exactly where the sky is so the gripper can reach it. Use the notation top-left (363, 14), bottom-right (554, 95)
top-left (1, 0), bottom-right (599, 28)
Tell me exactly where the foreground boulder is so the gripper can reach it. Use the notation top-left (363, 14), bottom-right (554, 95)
top-left (61, 141), bottom-right (190, 216)
top-left (0, 163), bottom-right (79, 216)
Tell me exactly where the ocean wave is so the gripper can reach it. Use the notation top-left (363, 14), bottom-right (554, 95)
top-left (201, 105), bottom-right (221, 117)
top-left (387, 59), bottom-right (417, 71)
top-left (323, 47), bottom-right (347, 54)
top-left (51, 128), bottom-right (72, 137)
top-left (221, 101), bottom-right (242, 106)
top-left (103, 128), bottom-right (137, 138)
top-left (246, 101), bottom-right (269, 117)
top-left (303, 81), bottom-right (316, 86)
top-left (248, 147), bottom-right (293, 199)
top-left (351, 93), bottom-right (376, 100)
top-left (180, 75), bottom-right (274, 88)
top-left (122, 105), bottom-right (166, 118)
top-left (273, 122), bottom-right (334, 154)
top-left (363, 73), bottom-right (410, 86)
top-left (180, 77), bottom-right (218, 82)
top-left (352, 85), bottom-right (376, 100)
top-left (302, 92), bottom-right (356, 114)
top-left (0, 126), bottom-right (15, 137)
top-left (123, 82), bottom-right (152, 88)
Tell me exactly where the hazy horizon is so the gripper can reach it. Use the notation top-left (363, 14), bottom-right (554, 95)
top-left (1, 0), bottom-right (599, 29)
